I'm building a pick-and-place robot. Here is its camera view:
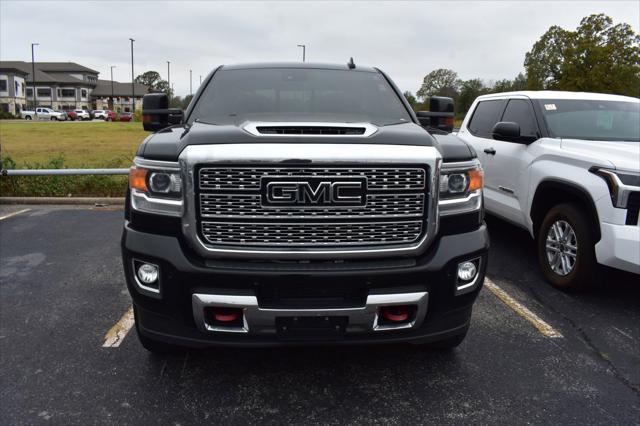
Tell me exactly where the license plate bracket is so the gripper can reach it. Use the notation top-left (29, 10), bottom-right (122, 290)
top-left (276, 316), bottom-right (348, 341)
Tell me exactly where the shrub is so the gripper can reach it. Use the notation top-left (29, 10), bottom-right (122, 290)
top-left (0, 154), bottom-right (128, 197)
top-left (0, 111), bottom-right (15, 119)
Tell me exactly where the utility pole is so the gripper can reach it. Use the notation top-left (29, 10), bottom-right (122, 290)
top-left (189, 69), bottom-right (193, 96)
top-left (110, 66), bottom-right (116, 110)
top-left (31, 43), bottom-right (39, 109)
top-left (167, 61), bottom-right (171, 101)
top-left (129, 38), bottom-right (135, 112)
top-left (297, 44), bottom-right (306, 62)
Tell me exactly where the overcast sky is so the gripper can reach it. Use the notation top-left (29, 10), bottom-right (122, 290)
top-left (1, 1), bottom-right (638, 97)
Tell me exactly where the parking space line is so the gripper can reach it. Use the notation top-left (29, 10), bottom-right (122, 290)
top-left (103, 306), bottom-right (135, 347)
top-left (0, 209), bottom-right (30, 221)
top-left (484, 277), bottom-right (563, 338)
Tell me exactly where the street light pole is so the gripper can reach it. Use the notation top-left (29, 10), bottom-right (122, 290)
top-left (190, 69), bottom-right (192, 96)
top-left (129, 38), bottom-right (135, 113)
top-left (31, 43), bottom-right (39, 109)
top-left (110, 65), bottom-right (116, 110)
top-left (297, 44), bottom-right (306, 62)
top-left (167, 61), bottom-right (171, 101)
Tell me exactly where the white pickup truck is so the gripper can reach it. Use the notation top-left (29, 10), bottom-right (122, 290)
top-left (457, 91), bottom-right (639, 290)
top-left (21, 107), bottom-right (67, 121)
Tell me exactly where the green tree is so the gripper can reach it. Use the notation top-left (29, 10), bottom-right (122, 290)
top-left (135, 71), bottom-right (173, 96)
top-left (416, 69), bottom-right (460, 100)
top-left (458, 79), bottom-right (488, 114)
top-left (524, 14), bottom-right (640, 96)
top-left (493, 73), bottom-right (527, 93)
top-left (182, 94), bottom-right (194, 110)
top-left (403, 91), bottom-right (418, 109)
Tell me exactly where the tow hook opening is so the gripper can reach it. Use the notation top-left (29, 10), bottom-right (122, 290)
top-left (378, 305), bottom-right (417, 326)
top-left (204, 307), bottom-right (244, 328)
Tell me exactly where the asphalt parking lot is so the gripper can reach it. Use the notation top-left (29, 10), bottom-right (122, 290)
top-left (1, 205), bottom-right (638, 425)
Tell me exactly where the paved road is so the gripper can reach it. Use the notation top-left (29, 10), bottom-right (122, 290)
top-left (1, 206), bottom-right (638, 425)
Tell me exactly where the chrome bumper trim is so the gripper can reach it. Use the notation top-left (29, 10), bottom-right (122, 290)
top-left (192, 291), bottom-right (429, 334)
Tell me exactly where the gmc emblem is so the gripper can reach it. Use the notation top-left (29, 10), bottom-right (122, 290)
top-left (261, 177), bottom-right (367, 207)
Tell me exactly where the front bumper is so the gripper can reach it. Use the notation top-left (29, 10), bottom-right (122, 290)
top-left (122, 224), bottom-right (489, 347)
top-left (595, 222), bottom-right (640, 274)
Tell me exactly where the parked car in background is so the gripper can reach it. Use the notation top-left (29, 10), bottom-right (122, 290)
top-left (73, 110), bottom-right (91, 120)
top-left (66, 110), bottom-right (77, 121)
top-left (457, 91), bottom-right (640, 290)
top-left (20, 107), bottom-right (67, 121)
top-left (104, 110), bottom-right (117, 121)
top-left (119, 112), bottom-right (133, 122)
top-left (92, 110), bottom-right (107, 119)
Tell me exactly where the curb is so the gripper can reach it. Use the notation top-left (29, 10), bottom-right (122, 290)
top-left (0, 197), bottom-right (125, 205)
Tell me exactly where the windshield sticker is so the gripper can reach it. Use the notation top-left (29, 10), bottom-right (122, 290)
top-left (596, 111), bottom-right (614, 130)
top-left (544, 104), bottom-right (557, 111)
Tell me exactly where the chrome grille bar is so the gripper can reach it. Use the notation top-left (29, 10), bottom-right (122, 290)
top-left (199, 167), bottom-right (425, 191)
top-left (200, 193), bottom-right (425, 219)
top-left (201, 221), bottom-right (423, 246)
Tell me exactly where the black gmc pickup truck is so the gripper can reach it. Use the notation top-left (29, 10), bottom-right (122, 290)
top-left (122, 62), bottom-right (489, 352)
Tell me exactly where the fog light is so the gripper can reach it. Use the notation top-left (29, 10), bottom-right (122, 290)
top-left (457, 261), bottom-right (477, 282)
top-left (137, 263), bottom-right (159, 284)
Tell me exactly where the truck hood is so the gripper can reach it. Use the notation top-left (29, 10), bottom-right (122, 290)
top-left (560, 139), bottom-right (640, 172)
top-left (138, 122), bottom-right (476, 162)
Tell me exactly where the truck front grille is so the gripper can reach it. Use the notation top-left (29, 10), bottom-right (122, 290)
top-left (196, 166), bottom-right (429, 249)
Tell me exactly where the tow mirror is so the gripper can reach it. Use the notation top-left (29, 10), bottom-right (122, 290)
top-left (142, 93), bottom-right (184, 132)
top-left (416, 96), bottom-right (455, 133)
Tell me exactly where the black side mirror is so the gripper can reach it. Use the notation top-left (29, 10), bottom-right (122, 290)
top-left (492, 122), bottom-right (521, 142)
top-left (142, 93), bottom-right (184, 132)
top-left (416, 96), bottom-right (455, 133)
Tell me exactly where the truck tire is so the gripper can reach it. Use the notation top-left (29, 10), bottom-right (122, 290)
top-left (537, 203), bottom-right (597, 290)
top-left (25, 115), bottom-right (32, 120)
top-left (50, 117), bottom-right (57, 121)
top-left (133, 306), bottom-right (179, 354)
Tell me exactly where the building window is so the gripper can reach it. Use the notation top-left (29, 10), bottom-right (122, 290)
top-left (81, 89), bottom-right (88, 98)
top-left (37, 88), bottom-right (51, 97)
top-left (26, 88), bottom-right (33, 97)
top-left (60, 88), bottom-right (75, 97)
top-left (15, 81), bottom-right (19, 94)
top-left (0, 80), bottom-right (7, 92)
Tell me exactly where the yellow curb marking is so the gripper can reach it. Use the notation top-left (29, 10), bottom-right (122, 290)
top-left (484, 277), bottom-right (563, 338)
top-left (0, 209), bottom-right (30, 221)
top-left (103, 306), bottom-right (135, 347)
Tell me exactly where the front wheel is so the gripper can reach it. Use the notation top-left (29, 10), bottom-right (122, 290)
top-left (537, 203), bottom-right (598, 290)
top-left (50, 117), bottom-right (57, 121)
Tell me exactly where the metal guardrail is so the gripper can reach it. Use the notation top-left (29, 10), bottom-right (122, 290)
top-left (1, 168), bottom-right (129, 176)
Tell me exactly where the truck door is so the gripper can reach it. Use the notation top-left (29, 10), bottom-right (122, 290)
top-left (484, 98), bottom-right (540, 224)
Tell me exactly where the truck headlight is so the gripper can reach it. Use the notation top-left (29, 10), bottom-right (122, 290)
top-left (439, 162), bottom-right (484, 216)
top-left (129, 158), bottom-right (183, 216)
top-left (590, 167), bottom-right (640, 208)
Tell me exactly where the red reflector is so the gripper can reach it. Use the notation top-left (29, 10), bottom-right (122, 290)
top-left (212, 308), bottom-right (242, 323)
top-left (444, 116), bottom-right (455, 126)
top-left (381, 306), bottom-right (409, 322)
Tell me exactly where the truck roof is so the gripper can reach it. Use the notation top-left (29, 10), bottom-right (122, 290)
top-left (221, 62), bottom-right (378, 73)
top-left (475, 90), bottom-right (638, 103)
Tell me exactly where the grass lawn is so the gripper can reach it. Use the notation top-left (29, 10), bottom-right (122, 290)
top-left (0, 121), bottom-right (147, 168)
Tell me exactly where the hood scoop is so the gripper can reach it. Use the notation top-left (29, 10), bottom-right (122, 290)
top-left (243, 122), bottom-right (378, 137)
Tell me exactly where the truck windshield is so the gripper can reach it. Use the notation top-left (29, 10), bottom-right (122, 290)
top-left (188, 68), bottom-right (412, 126)
top-left (537, 99), bottom-right (640, 142)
